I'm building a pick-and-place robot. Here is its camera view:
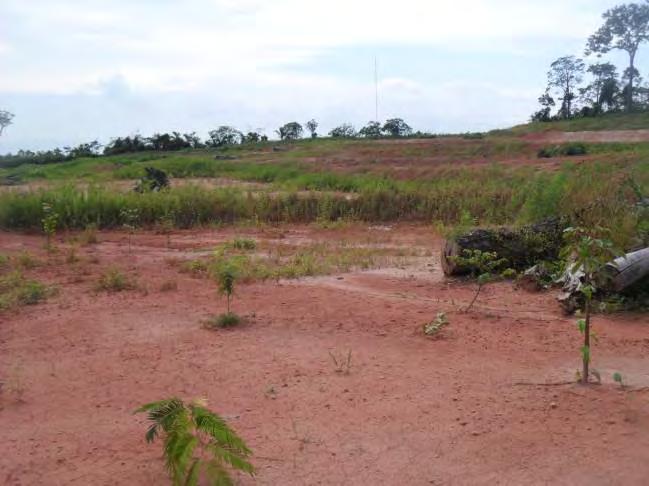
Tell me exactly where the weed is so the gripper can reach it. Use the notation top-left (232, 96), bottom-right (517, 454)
top-left (230, 237), bottom-right (257, 251)
top-left (450, 250), bottom-right (508, 312)
top-left (205, 312), bottom-right (242, 329)
top-left (16, 251), bottom-right (38, 269)
top-left (423, 312), bottom-right (450, 336)
top-left (0, 271), bottom-right (47, 310)
top-left (65, 246), bottom-right (79, 264)
top-left (329, 350), bottom-right (353, 375)
top-left (96, 267), bottom-right (136, 292)
top-left (136, 397), bottom-right (254, 485)
top-left (613, 372), bottom-right (625, 389)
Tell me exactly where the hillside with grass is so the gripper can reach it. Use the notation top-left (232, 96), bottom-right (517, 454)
top-left (1, 115), bottom-right (648, 250)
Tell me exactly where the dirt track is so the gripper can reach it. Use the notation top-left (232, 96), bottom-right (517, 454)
top-left (1, 225), bottom-right (649, 485)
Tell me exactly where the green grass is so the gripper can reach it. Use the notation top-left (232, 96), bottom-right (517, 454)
top-left (0, 270), bottom-right (48, 311)
top-left (96, 267), bottom-right (137, 292)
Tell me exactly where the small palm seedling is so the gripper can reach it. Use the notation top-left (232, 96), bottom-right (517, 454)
top-left (450, 249), bottom-right (507, 312)
top-left (41, 203), bottom-right (59, 252)
top-left (562, 227), bottom-right (622, 385)
top-left (423, 312), bottom-right (449, 337)
top-left (136, 397), bottom-right (254, 486)
top-left (120, 208), bottom-right (140, 254)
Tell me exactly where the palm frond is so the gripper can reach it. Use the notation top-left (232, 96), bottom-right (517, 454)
top-left (190, 405), bottom-right (252, 456)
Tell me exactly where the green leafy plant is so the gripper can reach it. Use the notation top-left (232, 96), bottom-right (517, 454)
top-left (136, 397), bottom-right (254, 486)
top-left (450, 249), bottom-right (507, 312)
top-left (41, 202), bottom-right (59, 251)
top-left (423, 312), bottom-right (450, 336)
top-left (562, 226), bottom-right (622, 385)
top-left (120, 207), bottom-right (140, 254)
top-left (230, 238), bottom-right (256, 251)
top-left (217, 266), bottom-right (236, 315)
top-left (613, 372), bottom-right (625, 389)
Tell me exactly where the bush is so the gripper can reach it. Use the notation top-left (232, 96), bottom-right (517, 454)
top-left (205, 312), bottom-right (242, 329)
top-left (96, 267), bottom-right (136, 292)
top-left (538, 143), bottom-right (589, 158)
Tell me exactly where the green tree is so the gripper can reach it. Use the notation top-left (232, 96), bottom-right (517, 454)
top-left (207, 126), bottom-right (242, 148)
top-left (305, 119), bottom-right (318, 138)
top-left (547, 56), bottom-right (585, 119)
top-left (329, 123), bottom-right (357, 138)
top-left (580, 63), bottom-right (620, 113)
top-left (276, 122), bottom-right (303, 141)
top-left (382, 118), bottom-right (412, 137)
top-left (358, 121), bottom-right (382, 138)
top-left (136, 398), bottom-right (254, 486)
top-left (562, 227), bottom-right (622, 385)
top-left (586, 2), bottom-right (649, 112)
top-left (0, 110), bottom-right (14, 136)
top-left (531, 90), bottom-right (556, 122)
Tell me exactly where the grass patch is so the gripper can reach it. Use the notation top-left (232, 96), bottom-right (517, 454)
top-left (204, 312), bottom-right (243, 329)
top-left (96, 267), bottom-right (137, 292)
top-left (0, 271), bottom-right (48, 311)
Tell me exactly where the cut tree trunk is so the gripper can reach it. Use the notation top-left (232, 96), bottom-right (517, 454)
top-left (602, 247), bottom-right (649, 293)
top-left (441, 219), bottom-right (566, 276)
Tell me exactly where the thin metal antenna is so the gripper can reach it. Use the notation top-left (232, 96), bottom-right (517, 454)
top-left (374, 56), bottom-right (379, 122)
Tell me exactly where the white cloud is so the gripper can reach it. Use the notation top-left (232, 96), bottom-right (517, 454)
top-left (0, 0), bottom-right (633, 150)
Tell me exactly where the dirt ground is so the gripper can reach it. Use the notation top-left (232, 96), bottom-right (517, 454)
top-left (1, 224), bottom-right (648, 485)
top-left (522, 129), bottom-right (649, 144)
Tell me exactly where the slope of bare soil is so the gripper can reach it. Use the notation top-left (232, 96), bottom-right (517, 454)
top-left (1, 224), bottom-right (648, 485)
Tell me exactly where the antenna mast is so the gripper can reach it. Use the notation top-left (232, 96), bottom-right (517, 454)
top-left (374, 56), bottom-right (379, 122)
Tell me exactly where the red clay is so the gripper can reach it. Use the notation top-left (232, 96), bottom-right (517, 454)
top-left (1, 224), bottom-right (648, 485)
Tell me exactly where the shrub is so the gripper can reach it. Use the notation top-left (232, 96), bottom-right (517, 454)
top-left (0, 271), bottom-right (47, 310)
top-left (205, 312), bottom-right (242, 329)
top-left (96, 267), bottom-right (136, 292)
top-left (230, 238), bottom-right (256, 251)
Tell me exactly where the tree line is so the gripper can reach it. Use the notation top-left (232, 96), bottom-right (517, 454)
top-left (532, 1), bottom-right (649, 121)
top-left (0, 118), bottom-right (423, 168)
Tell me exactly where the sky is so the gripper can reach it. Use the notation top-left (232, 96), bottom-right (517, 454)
top-left (0, 0), bottom-right (642, 152)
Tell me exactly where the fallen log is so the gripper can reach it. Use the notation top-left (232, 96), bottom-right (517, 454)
top-left (603, 247), bottom-right (649, 293)
top-left (441, 219), bottom-right (566, 276)
top-left (557, 247), bottom-right (649, 313)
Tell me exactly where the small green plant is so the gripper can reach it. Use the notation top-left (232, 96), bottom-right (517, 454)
top-left (230, 238), bottom-right (256, 251)
top-left (120, 207), bottom-right (140, 254)
top-left (450, 249), bottom-right (507, 312)
top-left (136, 397), bottom-right (254, 486)
top-left (41, 202), bottom-right (59, 251)
top-left (562, 226), bottom-right (622, 385)
top-left (96, 267), bottom-right (136, 292)
top-left (216, 266), bottom-right (236, 315)
top-left (423, 312), bottom-right (450, 336)
top-left (613, 372), bottom-right (625, 389)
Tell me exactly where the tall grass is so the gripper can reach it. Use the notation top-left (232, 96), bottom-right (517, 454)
top-left (1, 162), bottom-right (647, 248)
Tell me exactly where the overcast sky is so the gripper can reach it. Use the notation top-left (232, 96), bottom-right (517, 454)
top-left (0, 0), bottom-right (641, 152)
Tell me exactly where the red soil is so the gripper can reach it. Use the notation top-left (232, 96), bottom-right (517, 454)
top-left (1, 225), bottom-right (648, 485)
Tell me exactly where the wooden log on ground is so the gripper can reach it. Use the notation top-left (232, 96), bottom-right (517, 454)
top-left (603, 247), bottom-right (649, 293)
top-left (441, 219), bottom-right (566, 276)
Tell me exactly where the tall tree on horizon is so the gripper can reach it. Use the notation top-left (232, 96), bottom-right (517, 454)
top-left (0, 110), bottom-right (14, 136)
top-left (547, 56), bottom-right (586, 119)
top-left (586, 2), bottom-right (649, 112)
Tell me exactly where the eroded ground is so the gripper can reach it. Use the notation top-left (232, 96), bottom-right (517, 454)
top-left (1, 224), bottom-right (648, 485)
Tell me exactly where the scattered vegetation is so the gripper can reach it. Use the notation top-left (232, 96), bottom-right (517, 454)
top-left (136, 397), bottom-right (254, 485)
top-left (41, 202), bottom-right (59, 252)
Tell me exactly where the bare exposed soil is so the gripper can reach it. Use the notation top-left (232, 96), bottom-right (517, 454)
top-left (1, 224), bottom-right (648, 485)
